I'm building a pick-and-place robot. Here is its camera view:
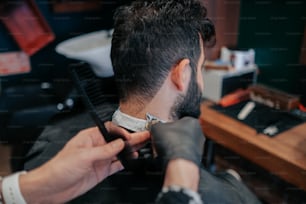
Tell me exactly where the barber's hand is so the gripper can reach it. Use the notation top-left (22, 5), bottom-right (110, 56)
top-left (150, 117), bottom-right (205, 168)
top-left (20, 122), bottom-right (150, 204)
top-left (150, 117), bottom-right (205, 192)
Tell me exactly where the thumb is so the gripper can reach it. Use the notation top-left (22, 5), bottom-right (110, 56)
top-left (87, 139), bottom-right (125, 162)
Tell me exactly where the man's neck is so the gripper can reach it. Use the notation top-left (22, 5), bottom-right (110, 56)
top-left (112, 108), bottom-right (165, 132)
top-left (119, 102), bottom-right (166, 121)
top-left (117, 75), bottom-right (179, 123)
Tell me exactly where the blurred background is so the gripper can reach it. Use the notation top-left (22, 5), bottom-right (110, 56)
top-left (0, 0), bottom-right (305, 203)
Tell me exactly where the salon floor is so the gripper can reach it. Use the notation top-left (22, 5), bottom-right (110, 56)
top-left (1, 143), bottom-right (306, 203)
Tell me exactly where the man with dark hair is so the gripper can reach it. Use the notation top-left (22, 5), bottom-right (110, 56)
top-left (25, 0), bottom-right (261, 203)
top-left (111, 0), bottom-right (215, 121)
top-left (110, 1), bottom-right (261, 203)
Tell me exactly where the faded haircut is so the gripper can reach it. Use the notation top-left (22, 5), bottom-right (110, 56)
top-left (111, 0), bottom-right (215, 102)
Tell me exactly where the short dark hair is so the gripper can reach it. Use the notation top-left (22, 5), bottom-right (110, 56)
top-left (111, 0), bottom-right (215, 102)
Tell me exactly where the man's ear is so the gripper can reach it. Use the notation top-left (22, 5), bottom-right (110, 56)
top-left (170, 59), bottom-right (191, 91)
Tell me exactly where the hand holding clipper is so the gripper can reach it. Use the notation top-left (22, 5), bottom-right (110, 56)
top-left (150, 117), bottom-right (205, 169)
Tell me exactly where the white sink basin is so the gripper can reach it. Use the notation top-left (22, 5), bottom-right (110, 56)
top-left (56, 29), bottom-right (114, 77)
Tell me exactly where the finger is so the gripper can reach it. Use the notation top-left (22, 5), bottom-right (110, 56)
top-left (129, 151), bottom-right (139, 159)
top-left (124, 151), bottom-right (139, 160)
top-left (127, 141), bottom-right (148, 153)
top-left (109, 160), bottom-right (124, 176)
top-left (87, 138), bottom-right (125, 162)
top-left (111, 156), bottom-right (118, 161)
top-left (127, 131), bottom-right (150, 146)
top-left (105, 121), bottom-right (131, 140)
top-left (88, 127), bottom-right (107, 146)
top-left (71, 126), bottom-right (108, 148)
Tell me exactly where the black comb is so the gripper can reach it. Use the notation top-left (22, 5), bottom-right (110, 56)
top-left (70, 63), bottom-right (130, 166)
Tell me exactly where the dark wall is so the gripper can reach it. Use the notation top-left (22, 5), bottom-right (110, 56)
top-left (238, 0), bottom-right (306, 93)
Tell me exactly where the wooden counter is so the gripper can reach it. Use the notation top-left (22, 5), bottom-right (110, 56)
top-left (200, 101), bottom-right (306, 191)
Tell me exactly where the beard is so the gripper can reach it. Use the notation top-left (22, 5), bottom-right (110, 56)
top-left (171, 75), bottom-right (202, 120)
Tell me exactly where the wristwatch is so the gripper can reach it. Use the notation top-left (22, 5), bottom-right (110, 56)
top-left (1, 171), bottom-right (27, 204)
top-left (156, 185), bottom-right (203, 204)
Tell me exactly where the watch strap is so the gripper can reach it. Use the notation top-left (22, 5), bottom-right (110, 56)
top-left (2, 171), bottom-right (27, 204)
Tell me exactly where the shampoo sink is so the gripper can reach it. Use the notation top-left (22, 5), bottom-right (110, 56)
top-left (56, 29), bottom-right (113, 77)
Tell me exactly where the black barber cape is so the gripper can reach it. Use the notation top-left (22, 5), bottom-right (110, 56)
top-left (24, 104), bottom-right (261, 204)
